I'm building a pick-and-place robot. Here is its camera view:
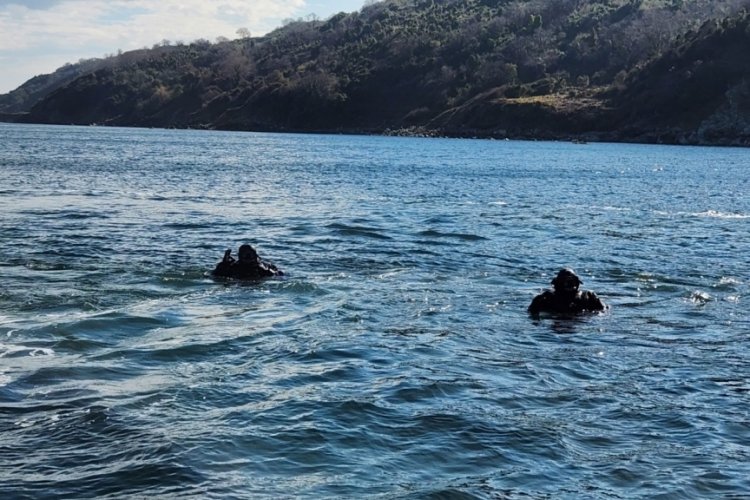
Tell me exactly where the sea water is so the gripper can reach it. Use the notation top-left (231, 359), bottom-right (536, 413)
top-left (0, 123), bottom-right (748, 498)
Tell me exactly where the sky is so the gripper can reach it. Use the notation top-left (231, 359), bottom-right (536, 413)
top-left (0, 0), bottom-right (367, 94)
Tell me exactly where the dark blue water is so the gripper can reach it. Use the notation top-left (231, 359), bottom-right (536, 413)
top-left (1, 123), bottom-right (748, 498)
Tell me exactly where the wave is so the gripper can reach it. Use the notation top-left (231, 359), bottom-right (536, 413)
top-left (82, 190), bottom-right (110, 197)
top-left (417, 229), bottom-right (488, 241)
top-left (18, 208), bottom-right (110, 220)
top-left (161, 222), bottom-right (213, 230)
top-left (0, 344), bottom-right (56, 359)
top-left (590, 206), bottom-right (747, 220)
top-left (687, 290), bottom-right (712, 304)
top-left (327, 223), bottom-right (392, 240)
top-left (692, 210), bottom-right (750, 219)
top-left (0, 342), bottom-right (56, 389)
top-left (714, 276), bottom-right (743, 291)
top-left (23, 260), bottom-right (73, 271)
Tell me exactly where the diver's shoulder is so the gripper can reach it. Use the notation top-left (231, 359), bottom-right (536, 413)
top-left (528, 289), bottom-right (554, 313)
top-left (579, 290), bottom-right (606, 310)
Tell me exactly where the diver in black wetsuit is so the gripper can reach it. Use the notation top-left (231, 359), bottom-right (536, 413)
top-left (528, 268), bottom-right (606, 315)
top-left (211, 244), bottom-right (283, 279)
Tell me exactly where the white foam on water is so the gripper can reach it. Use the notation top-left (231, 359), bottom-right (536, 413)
top-left (693, 210), bottom-right (750, 219)
top-left (0, 343), bottom-right (56, 359)
top-left (718, 276), bottom-right (743, 286)
top-left (688, 290), bottom-right (712, 304)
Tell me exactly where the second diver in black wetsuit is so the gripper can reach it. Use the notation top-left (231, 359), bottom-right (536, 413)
top-left (528, 268), bottom-right (606, 315)
top-left (211, 244), bottom-right (283, 280)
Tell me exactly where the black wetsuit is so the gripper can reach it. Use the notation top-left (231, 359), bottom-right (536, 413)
top-left (211, 252), bottom-right (283, 279)
top-left (528, 290), bottom-right (605, 315)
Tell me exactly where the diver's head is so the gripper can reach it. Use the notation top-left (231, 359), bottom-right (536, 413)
top-left (552, 268), bottom-right (581, 294)
top-left (238, 244), bottom-right (258, 262)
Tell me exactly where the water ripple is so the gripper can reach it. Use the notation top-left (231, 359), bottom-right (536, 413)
top-left (1, 125), bottom-right (749, 497)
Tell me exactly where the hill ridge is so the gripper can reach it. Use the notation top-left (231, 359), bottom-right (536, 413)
top-left (3, 0), bottom-right (750, 145)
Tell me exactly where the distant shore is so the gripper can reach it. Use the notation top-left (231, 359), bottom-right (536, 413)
top-left (2, 114), bottom-right (747, 148)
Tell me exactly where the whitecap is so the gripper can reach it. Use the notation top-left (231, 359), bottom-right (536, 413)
top-left (377, 269), bottom-right (407, 279)
top-left (0, 344), bottom-right (55, 359)
top-left (597, 205), bottom-right (632, 212)
top-left (688, 290), bottom-right (712, 304)
top-left (488, 200), bottom-right (508, 206)
top-left (29, 348), bottom-right (55, 357)
top-left (718, 276), bottom-right (742, 286)
top-left (693, 210), bottom-right (750, 219)
top-left (15, 418), bottom-right (35, 428)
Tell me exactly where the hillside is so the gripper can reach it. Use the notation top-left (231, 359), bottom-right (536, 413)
top-left (3, 0), bottom-right (750, 145)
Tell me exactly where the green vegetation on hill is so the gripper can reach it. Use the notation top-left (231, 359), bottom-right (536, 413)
top-left (3, 0), bottom-right (750, 145)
